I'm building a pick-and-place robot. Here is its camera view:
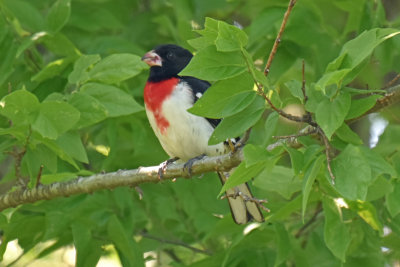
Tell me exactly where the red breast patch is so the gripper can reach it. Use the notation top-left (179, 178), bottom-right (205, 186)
top-left (144, 78), bottom-right (179, 134)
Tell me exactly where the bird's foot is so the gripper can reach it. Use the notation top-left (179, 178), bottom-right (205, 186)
top-left (183, 154), bottom-right (206, 176)
top-left (158, 157), bottom-right (179, 180)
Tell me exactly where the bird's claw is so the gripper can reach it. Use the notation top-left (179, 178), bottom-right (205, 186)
top-left (158, 157), bottom-right (179, 180)
top-left (183, 154), bottom-right (206, 176)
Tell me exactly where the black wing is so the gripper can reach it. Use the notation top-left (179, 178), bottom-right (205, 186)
top-left (180, 76), bottom-right (221, 128)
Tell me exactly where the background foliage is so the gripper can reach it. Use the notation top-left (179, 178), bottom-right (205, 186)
top-left (0, 0), bottom-right (400, 266)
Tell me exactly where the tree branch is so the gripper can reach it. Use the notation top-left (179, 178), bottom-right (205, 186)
top-left (0, 150), bottom-right (244, 211)
top-left (347, 84), bottom-right (400, 124)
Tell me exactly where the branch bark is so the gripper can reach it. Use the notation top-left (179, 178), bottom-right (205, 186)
top-left (0, 150), bottom-right (244, 211)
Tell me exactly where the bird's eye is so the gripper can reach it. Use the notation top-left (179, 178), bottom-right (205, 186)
top-left (166, 52), bottom-right (174, 60)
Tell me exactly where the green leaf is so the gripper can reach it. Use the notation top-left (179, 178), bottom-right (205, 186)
top-left (46, 0), bottom-right (71, 33)
top-left (179, 45), bottom-right (246, 81)
top-left (218, 161), bottom-right (266, 196)
top-left (335, 123), bottom-right (363, 145)
top-left (386, 180), bottom-right (400, 217)
top-left (81, 83), bottom-right (143, 117)
top-left (72, 222), bottom-right (102, 267)
top-left (332, 145), bottom-right (372, 200)
top-left (243, 144), bottom-right (272, 167)
top-left (345, 94), bottom-right (381, 120)
top-left (25, 144), bottom-right (57, 179)
top-left (68, 54), bottom-right (101, 84)
top-left (107, 215), bottom-right (144, 267)
top-left (188, 17), bottom-right (219, 50)
top-left (0, 90), bottom-right (40, 125)
top-left (188, 72), bottom-right (255, 118)
top-left (317, 28), bottom-right (400, 91)
top-left (68, 92), bottom-right (108, 128)
top-left (254, 165), bottom-right (301, 199)
top-left (359, 146), bottom-right (396, 178)
top-left (208, 96), bottom-right (264, 145)
top-left (56, 132), bottom-right (88, 163)
top-left (348, 200), bottom-right (383, 234)
top-left (323, 198), bottom-right (351, 262)
top-left (32, 101), bottom-right (80, 139)
top-left (302, 155), bottom-right (324, 220)
top-left (274, 224), bottom-right (291, 267)
top-left (88, 54), bottom-right (147, 84)
top-left (315, 92), bottom-right (351, 139)
top-left (285, 80), bottom-right (305, 103)
top-left (284, 145), bottom-right (304, 175)
top-left (31, 57), bottom-right (74, 83)
top-left (215, 21), bottom-right (248, 52)
top-left (38, 136), bottom-right (79, 170)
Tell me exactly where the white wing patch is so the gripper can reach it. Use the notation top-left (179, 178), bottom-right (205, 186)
top-left (195, 92), bottom-right (202, 99)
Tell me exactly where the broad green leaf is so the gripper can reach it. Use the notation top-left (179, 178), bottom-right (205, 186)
top-left (302, 155), bottom-right (324, 220)
top-left (254, 165), bottom-right (301, 200)
top-left (317, 28), bottom-right (400, 91)
top-left (348, 200), bottom-right (383, 234)
top-left (285, 80), bottom-right (305, 103)
top-left (107, 215), bottom-right (144, 267)
top-left (0, 27), bottom-right (17, 86)
top-left (31, 57), bottom-right (74, 83)
top-left (72, 222), bottom-right (102, 267)
top-left (366, 176), bottom-right (393, 201)
top-left (25, 144), bottom-right (58, 179)
top-left (359, 146), bottom-right (396, 178)
top-left (56, 132), bottom-right (88, 163)
top-left (179, 45), bottom-right (246, 81)
top-left (386, 181), bottom-right (400, 217)
top-left (209, 96), bottom-right (264, 145)
top-left (38, 135), bottom-right (79, 170)
top-left (345, 94), bottom-right (381, 120)
top-left (0, 90), bottom-right (40, 125)
top-left (68, 54), bottom-right (101, 84)
top-left (68, 92), bottom-right (108, 128)
top-left (188, 72), bottom-right (255, 118)
top-left (215, 21), bottom-right (248, 52)
top-left (88, 54), bottom-right (147, 84)
top-left (243, 144), bottom-right (272, 167)
top-left (315, 92), bottom-right (351, 139)
top-left (33, 101), bottom-right (80, 139)
top-left (274, 224), bottom-right (291, 267)
top-left (336, 123), bottom-right (363, 145)
top-left (218, 161), bottom-right (266, 196)
top-left (188, 17), bottom-right (219, 50)
top-left (46, 0), bottom-right (71, 33)
top-left (323, 198), bottom-right (351, 262)
top-left (81, 83), bottom-right (143, 117)
top-left (332, 145), bottom-right (372, 200)
top-left (284, 145), bottom-right (304, 175)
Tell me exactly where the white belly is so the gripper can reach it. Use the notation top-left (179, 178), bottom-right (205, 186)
top-left (145, 82), bottom-right (227, 161)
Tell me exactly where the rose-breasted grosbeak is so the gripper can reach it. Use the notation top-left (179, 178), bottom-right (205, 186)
top-left (142, 44), bottom-right (264, 224)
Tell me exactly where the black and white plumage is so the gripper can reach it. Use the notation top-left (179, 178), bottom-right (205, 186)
top-left (142, 44), bottom-right (264, 224)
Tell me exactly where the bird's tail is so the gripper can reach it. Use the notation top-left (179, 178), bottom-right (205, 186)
top-left (217, 171), bottom-right (264, 224)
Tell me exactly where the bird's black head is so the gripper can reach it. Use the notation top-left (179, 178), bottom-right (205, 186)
top-left (142, 44), bottom-right (193, 82)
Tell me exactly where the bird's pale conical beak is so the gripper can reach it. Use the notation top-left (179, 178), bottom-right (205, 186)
top-left (141, 50), bottom-right (162, 67)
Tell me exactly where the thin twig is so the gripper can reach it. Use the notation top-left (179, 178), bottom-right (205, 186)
top-left (256, 82), bottom-right (317, 126)
top-left (139, 231), bottom-right (212, 255)
top-left (273, 127), bottom-right (317, 140)
top-left (382, 73), bottom-right (400, 90)
top-left (295, 202), bottom-right (322, 238)
top-left (301, 60), bottom-right (308, 103)
top-left (264, 0), bottom-right (297, 76)
top-left (35, 165), bottom-right (44, 188)
top-left (235, 128), bottom-right (252, 149)
top-left (318, 128), bottom-right (335, 183)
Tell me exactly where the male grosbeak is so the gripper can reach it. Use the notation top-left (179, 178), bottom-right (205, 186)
top-left (142, 44), bottom-right (263, 224)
